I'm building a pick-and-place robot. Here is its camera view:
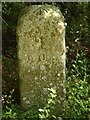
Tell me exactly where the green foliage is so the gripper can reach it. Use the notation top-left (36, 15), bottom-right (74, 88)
top-left (3, 104), bottom-right (18, 119)
top-left (2, 92), bottom-right (39, 120)
top-left (2, 3), bottom-right (25, 31)
top-left (2, 88), bottom-right (61, 120)
top-left (2, 89), bottom-right (19, 120)
top-left (67, 50), bottom-right (88, 79)
top-left (20, 107), bottom-right (39, 119)
top-left (65, 50), bottom-right (90, 119)
top-left (38, 88), bottom-right (57, 119)
top-left (66, 79), bottom-right (89, 118)
top-left (2, 89), bottom-right (14, 106)
top-left (63, 3), bottom-right (90, 46)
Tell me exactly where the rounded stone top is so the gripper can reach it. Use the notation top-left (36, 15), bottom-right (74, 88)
top-left (18, 5), bottom-right (64, 20)
top-left (16, 5), bottom-right (65, 39)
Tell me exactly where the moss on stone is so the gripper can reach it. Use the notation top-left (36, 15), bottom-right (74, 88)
top-left (16, 5), bottom-right (66, 112)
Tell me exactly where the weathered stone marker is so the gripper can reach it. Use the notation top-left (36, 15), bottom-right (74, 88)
top-left (16, 5), bottom-right (66, 112)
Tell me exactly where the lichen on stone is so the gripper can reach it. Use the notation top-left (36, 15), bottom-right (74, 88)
top-left (16, 5), bottom-right (66, 112)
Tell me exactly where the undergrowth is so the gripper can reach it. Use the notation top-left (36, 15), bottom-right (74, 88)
top-left (2, 50), bottom-right (90, 119)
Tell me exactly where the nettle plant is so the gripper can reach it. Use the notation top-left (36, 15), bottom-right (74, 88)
top-left (66, 50), bottom-right (90, 118)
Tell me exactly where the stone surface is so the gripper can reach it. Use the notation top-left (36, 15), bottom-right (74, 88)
top-left (16, 5), bottom-right (66, 111)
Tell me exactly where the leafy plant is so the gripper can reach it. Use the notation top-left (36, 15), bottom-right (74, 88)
top-left (2, 104), bottom-right (19, 119)
top-left (65, 50), bottom-right (90, 119)
top-left (2, 89), bottom-right (19, 120)
top-left (38, 88), bottom-right (58, 119)
top-left (19, 106), bottom-right (39, 119)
